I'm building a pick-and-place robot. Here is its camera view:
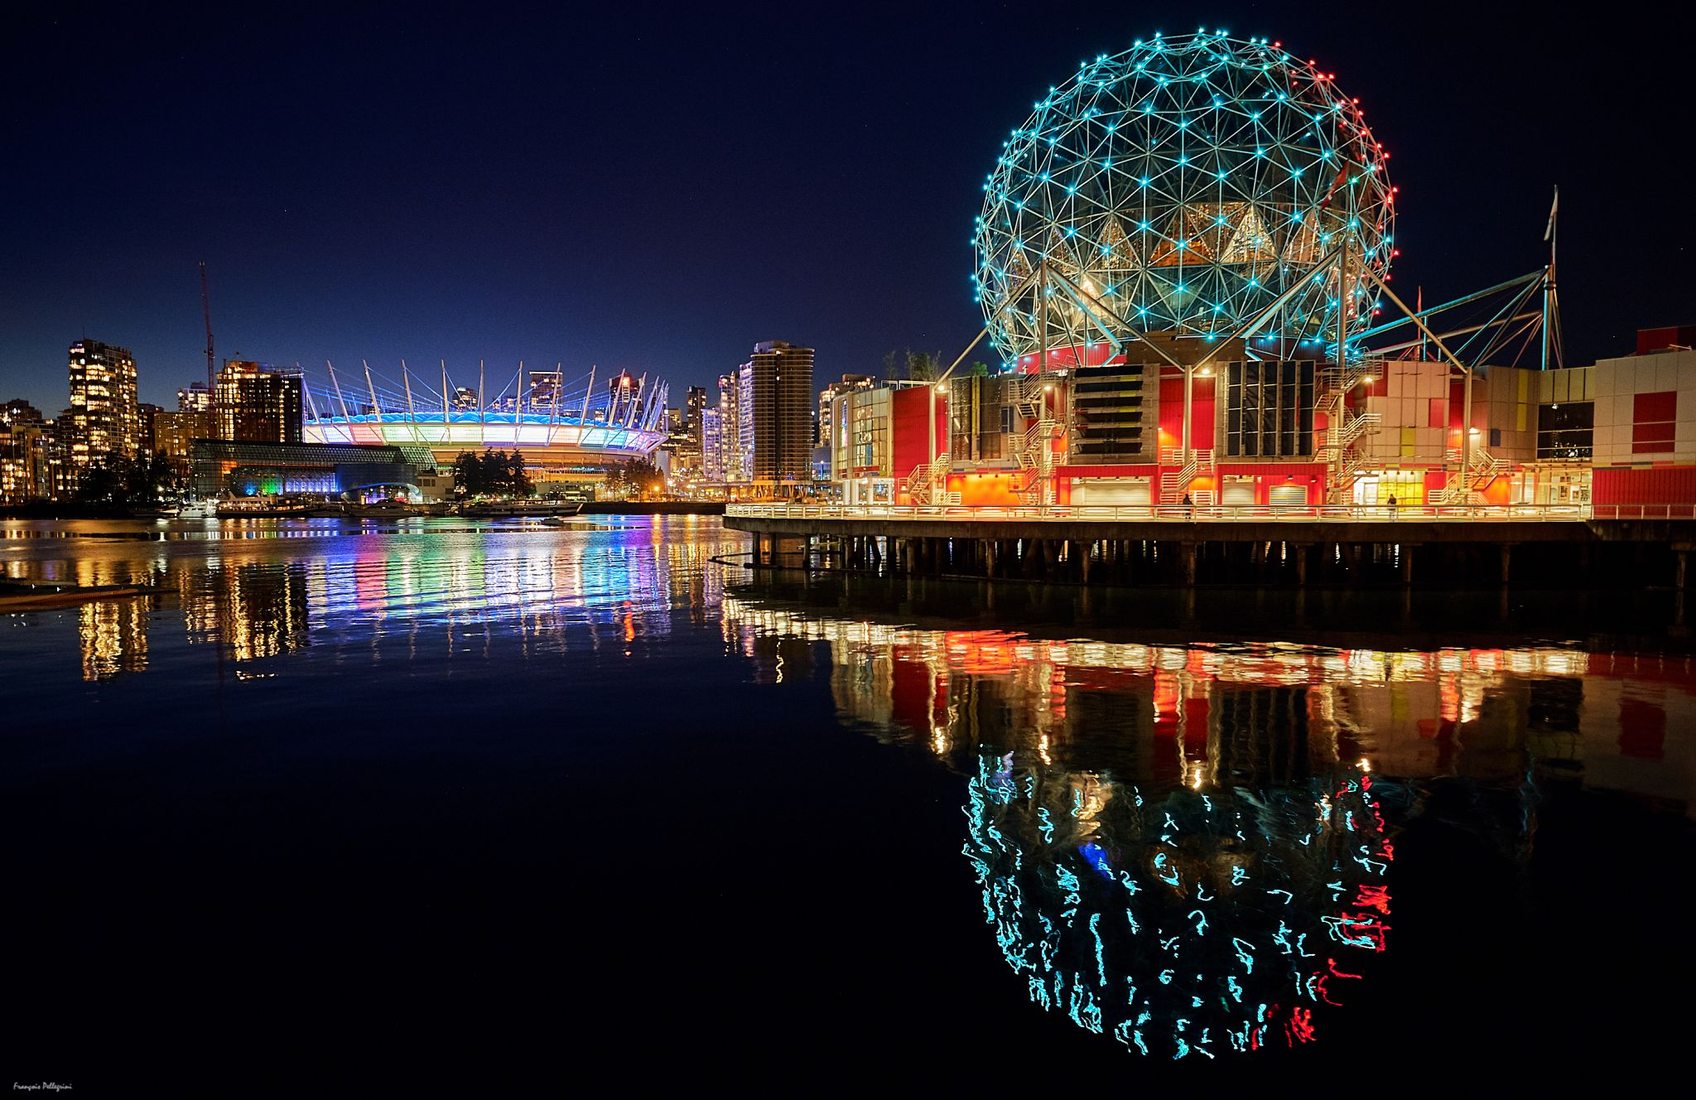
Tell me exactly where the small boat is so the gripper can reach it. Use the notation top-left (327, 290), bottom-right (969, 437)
top-left (177, 500), bottom-right (217, 519)
top-left (458, 500), bottom-right (584, 518)
top-left (343, 499), bottom-right (415, 519)
top-left (215, 499), bottom-right (315, 519)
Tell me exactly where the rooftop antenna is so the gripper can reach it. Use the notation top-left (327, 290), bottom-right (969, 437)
top-left (199, 261), bottom-right (216, 390)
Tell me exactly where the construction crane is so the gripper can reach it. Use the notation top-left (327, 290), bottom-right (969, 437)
top-left (199, 261), bottom-right (215, 390)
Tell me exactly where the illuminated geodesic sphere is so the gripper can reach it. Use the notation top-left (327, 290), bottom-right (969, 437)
top-left (973, 30), bottom-right (1395, 363)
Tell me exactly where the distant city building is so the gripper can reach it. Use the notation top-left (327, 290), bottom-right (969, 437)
top-left (745, 340), bottom-right (814, 484)
top-left (702, 405), bottom-right (724, 482)
top-left (683, 385), bottom-right (707, 476)
top-left (153, 383), bottom-right (217, 468)
top-left (50, 409), bottom-right (78, 497)
top-left (178, 382), bottom-right (212, 416)
top-left (67, 339), bottom-right (141, 469)
top-left (528, 369), bottom-right (563, 410)
top-left (714, 368), bottom-right (751, 483)
top-left (3, 399), bottom-right (44, 426)
top-left (215, 360), bottom-right (303, 443)
top-left (138, 402), bottom-right (164, 457)
top-left (0, 402), bottom-right (53, 504)
top-left (654, 405), bottom-right (690, 480)
top-left (605, 371), bottom-right (646, 424)
top-left (817, 373), bottom-right (874, 448)
top-left (451, 386), bottom-right (479, 411)
top-left (150, 412), bottom-right (200, 466)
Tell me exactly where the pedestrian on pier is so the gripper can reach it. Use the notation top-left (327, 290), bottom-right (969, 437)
top-left (1183, 492), bottom-right (1194, 520)
top-left (1387, 493), bottom-right (1397, 516)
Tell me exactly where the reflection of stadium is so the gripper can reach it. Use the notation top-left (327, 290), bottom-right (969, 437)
top-left (189, 522), bottom-right (726, 658)
top-left (46, 518), bottom-right (733, 681)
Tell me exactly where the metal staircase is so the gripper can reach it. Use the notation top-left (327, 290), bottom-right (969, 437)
top-left (1158, 447), bottom-right (1214, 504)
top-left (1013, 374), bottom-right (1061, 505)
top-left (1429, 445), bottom-right (1503, 505)
top-left (1315, 359), bottom-right (1383, 502)
top-left (905, 453), bottom-right (953, 505)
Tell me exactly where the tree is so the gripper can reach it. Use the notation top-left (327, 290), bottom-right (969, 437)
top-left (905, 349), bottom-right (942, 381)
top-left (74, 450), bottom-right (179, 507)
top-left (882, 348), bottom-right (945, 382)
top-left (604, 458), bottom-right (663, 500)
top-left (504, 450), bottom-right (534, 497)
top-left (451, 449), bottom-right (533, 497)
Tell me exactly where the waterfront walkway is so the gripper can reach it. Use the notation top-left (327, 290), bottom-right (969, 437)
top-left (723, 502), bottom-right (1696, 589)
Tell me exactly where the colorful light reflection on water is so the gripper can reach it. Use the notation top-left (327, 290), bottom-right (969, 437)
top-left (4, 517), bottom-right (1694, 1079)
top-left (718, 590), bottom-right (1696, 1059)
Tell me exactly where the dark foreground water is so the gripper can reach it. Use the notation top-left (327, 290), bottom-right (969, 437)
top-left (4, 516), bottom-right (1693, 1091)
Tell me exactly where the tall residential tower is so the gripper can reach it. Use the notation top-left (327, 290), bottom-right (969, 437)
top-left (66, 339), bottom-right (140, 468)
top-left (214, 361), bottom-right (303, 443)
top-left (745, 340), bottom-right (814, 484)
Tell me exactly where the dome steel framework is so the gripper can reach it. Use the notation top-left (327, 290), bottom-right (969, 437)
top-left (973, 30), bottom-right (1395, 364)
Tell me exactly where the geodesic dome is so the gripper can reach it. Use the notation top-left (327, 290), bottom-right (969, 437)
top-left (973, 30), bottom-right (1395, 364)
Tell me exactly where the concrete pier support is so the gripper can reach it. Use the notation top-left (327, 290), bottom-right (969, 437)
top-left (723, 511), bottom-right (1640, 595)
top-left (1678, 549), bottom-right (1688, 591)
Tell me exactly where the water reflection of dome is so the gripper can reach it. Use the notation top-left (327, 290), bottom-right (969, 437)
top-left (966, 751), bottom-right (1393, 1057)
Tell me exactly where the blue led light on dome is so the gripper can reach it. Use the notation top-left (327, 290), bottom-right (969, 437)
top-left (972, 30), bottom-right (1393, 357)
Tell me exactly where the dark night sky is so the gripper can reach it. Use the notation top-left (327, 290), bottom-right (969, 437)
top-left (2, 1), bottom-right (1689, 414)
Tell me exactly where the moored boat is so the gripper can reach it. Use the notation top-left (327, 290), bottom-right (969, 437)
top-left (456, 500), bottom-right (583, 518)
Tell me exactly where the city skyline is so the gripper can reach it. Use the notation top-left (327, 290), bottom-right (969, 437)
top-left (3, 4), bottom-right (1689, 416)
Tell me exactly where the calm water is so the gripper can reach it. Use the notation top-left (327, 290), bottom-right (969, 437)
top-left (5, 516), bottom-right (1693, 1089)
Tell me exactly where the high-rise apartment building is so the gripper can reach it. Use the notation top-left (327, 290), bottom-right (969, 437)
top-left (215, 361), bottom-right (303, 443)
top-left (178, 382), bottom-right (212, 416)
top-left (138, 402), bottom-right (164, 457)
top-left (716, 369), bottom-right (751, 483)
top-left (745, 340), bottom-right (814, 483)
top-left (0, 401), bottom-right (52, 503)
top-left (166, 382), bottom-right (216, 456)
top-left (702, 406), bottom-right (724, 482)
top-left (67, 339), bottom-right (140, 468)
top-left (528, 369), bottom-right (563, 410)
